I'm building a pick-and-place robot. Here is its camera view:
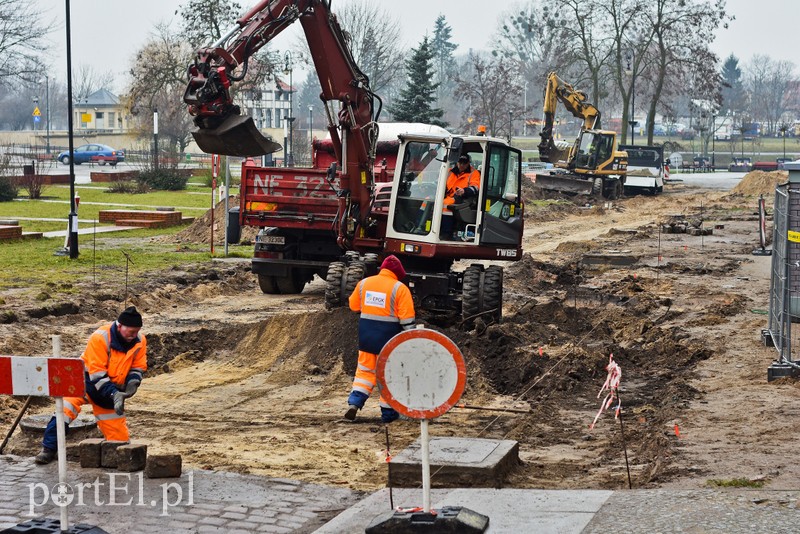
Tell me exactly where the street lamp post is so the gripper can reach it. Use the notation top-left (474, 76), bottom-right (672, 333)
top-left (45, 75), bottom-right (50, 154)
top-left (780, 125), bottom-right (788, 160)
top-left (65, 0), bottom-right (78, 259)
top-left (308, 105), bottom-right (313, 164)
top-left (284, 51), bottom-right (294, 167)
top-left (508, 110), bottom-right (513, 143)
top-left (625, 49), bottom-right (636, 146)
top-left (153, 109), bottom-right (159, 171)
top-left (711, 114), bottom-right (716, 170)
top-left (523, 80), bottom-right (528, 137)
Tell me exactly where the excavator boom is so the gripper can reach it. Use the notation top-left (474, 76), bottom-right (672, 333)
top-left (537, 72), bottom-right (601, 163)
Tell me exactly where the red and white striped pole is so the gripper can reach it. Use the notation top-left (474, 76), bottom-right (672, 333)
top-left (0, 336), bottom-right (84, 531)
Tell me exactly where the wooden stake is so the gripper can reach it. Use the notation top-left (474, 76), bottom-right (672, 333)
top-left (0, 396), bottom-right (32, 454)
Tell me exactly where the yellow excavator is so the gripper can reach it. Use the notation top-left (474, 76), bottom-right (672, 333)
top-left (534, 72), bottom-right (628, 199)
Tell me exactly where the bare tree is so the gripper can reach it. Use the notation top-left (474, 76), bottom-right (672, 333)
top-left (745, 56), bottom-right (798, 136)
top-left (636, 0), bottom-right (729, 145)
top-left (71, 66), bottom-right (116, 102)
top-left (179, 0), bottom-right (244, 48)
top-left (126, 24), bottom-right (195, 152)
top-left (0, 0), bottom-right (52, 87)
top-left (291, 0), bottom-right (404, 96)
top-left (455, 53), bottom-right (523, 137)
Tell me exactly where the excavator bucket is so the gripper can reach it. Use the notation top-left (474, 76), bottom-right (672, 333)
top-left (192, 114), bottom-right (282, 157)
top-left (531, 172), bottom-right (595, 195)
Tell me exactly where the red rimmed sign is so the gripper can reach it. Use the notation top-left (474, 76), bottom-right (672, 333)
top-left (377, 329), bottom-right (466, 419)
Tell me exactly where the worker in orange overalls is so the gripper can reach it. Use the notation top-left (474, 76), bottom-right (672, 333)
top-left (441, 153), bottom-right (480, 238)
top-left (345, 255), bottom-right (415, 423)
top-left (35, 307), bottom-right (147, 464)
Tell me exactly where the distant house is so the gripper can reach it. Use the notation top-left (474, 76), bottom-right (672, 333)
top-left (240, 77), bottom-right (294, 131)
top-left (75, 89), bottom-right (132, 132)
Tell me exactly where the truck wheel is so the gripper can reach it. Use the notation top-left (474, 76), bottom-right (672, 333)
top-left (603, 180), bottom-right (622, 200)
top-left (344, 263), bottom-right (366, 297)
top-left (363, 253), bottom-right (380, 276)
top-left (324, 262), bottom-right (346, 309)
top-left (276, 269), bottom-right (306, 294)
top-left (482, 266), bottom-right (503, 323)
top-left (257, 274), bottom-right (279, 294)
top-left (462, 264), bottom-right (483, 325)
top-left (592, 178), bottom-right (603, 196)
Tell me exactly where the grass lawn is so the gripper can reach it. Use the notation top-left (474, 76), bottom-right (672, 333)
top-left (0, 184), bottom-right (241, 234)
top-left (0, 185), bottom-right (249, 295)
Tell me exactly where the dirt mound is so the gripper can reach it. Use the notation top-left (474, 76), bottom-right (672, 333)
top-left (731, 170), bottom-right (787, 196)
top-left (171, 197), bottom-right (259, 245)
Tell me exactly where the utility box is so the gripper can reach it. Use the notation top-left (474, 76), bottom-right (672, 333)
top-left (227, 207), bottom-right (241, 244)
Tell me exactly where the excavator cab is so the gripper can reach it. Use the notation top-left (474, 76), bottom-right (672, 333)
top-left (386, 133), bottom-right (523, 256)
top-left (573, 130), bottom-right (613, 171)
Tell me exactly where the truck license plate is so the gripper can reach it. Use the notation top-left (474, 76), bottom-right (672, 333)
top-left (258, 235), bottom-right (285, 245)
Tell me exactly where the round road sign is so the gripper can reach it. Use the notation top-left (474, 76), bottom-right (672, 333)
top-left (376, 329), bottom-right (466, 419)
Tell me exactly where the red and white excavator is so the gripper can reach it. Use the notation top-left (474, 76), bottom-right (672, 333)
top-left (184, 0), bottom-right (524, 322)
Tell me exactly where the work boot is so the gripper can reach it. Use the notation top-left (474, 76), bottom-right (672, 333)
top-left (344, 405), bottom-right (359, 421)
top-left (34, 447), bottom-right (56, 465)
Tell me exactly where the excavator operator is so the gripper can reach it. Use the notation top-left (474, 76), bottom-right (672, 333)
top-left (441, 154), bottom-right (480, 238)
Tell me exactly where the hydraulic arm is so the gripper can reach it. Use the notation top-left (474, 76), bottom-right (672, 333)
top-left (184, 0), bottom-right (382, 243)
top-left (537, 72), bottom-right (601, 163)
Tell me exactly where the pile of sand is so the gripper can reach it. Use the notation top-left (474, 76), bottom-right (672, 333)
top-left (731, 170), bottom-right (788, 196)
top-left (172, 196), bottom-right (258, 245)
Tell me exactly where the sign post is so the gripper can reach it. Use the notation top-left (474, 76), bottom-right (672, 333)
top-left (0, 339), bottom-right (86, 532)
top-left (367, 328), bottom-right (489, 533)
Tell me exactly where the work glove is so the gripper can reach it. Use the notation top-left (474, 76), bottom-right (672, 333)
top-left (113, 391), bottom-right (128, 416)
top-left (124, 380), bottom-right (141, 398)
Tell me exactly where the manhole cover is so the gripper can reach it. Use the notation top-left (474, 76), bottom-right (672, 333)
top-left (19, 414), bottom-right (97, 434)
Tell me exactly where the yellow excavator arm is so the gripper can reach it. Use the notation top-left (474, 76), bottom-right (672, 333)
top-left (538, 72), bottom-right (601, 163)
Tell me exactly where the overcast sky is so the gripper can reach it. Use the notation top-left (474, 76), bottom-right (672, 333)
top-left (39, 0), bottom-right (795, 93)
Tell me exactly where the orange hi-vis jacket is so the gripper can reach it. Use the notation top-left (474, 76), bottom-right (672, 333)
top-left (83, 322), bottom-right (147, 410)
top-left (349, 268), bottom-right (416, 355)
top-left (444, 166), bottom-right (480, 207)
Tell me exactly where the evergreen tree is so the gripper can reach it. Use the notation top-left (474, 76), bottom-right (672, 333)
top-left (390, 37), bottom-right (446, 127)
top-left (720, 54), bottom-right (745, 117)
top-left (431, 15), bottom-right (458, 103)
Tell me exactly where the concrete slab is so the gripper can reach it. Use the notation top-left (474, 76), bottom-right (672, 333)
top-left (389, 437), bottom-right (519, 488)
top-left (314, 488), bottom-right (613, 534)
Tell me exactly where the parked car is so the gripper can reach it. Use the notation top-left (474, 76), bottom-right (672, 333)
top-left (57, 144), bottom-right (125, 166)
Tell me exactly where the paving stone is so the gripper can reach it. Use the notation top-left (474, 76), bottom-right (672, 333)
top-left (79, 438), bottom-right (104, 468)
top-left (145, 454), bottom-right (182, 478)
top-left (116, 442), bottom-right (147, 472)
top-left (198, 516), bottom-right (227, 526)
top-left (197, 525), bottom-right (228, 533)
top-left (220, 511), bottom-right (247, 520)
top-left (100, 440), bottom-right (127, 468)
top-left (223, 504), bottom-right (249, 513)
top-left (227, 520), bottom-right (260, 529)
top-left (248, 515), bottom-right (278, 524)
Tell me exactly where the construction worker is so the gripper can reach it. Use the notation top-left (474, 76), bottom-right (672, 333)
top-left (345, 255), bottom-right (415, 423)
top-left (441, 154), bottom-right (480, 238)
top-left (35, 307), bottom-right (147, 464)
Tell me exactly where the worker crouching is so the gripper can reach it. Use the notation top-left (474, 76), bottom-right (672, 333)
top-left (345, 255), bottom-right (415, 423)
top-left (34, 307), bottom-right (148, 465)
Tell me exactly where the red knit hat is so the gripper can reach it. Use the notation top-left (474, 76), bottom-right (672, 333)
top-left (380, 255), bottom-right (406, 279)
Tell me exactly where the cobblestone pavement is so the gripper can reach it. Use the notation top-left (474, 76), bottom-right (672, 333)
top-left (2, 453), bottom-right (799, 533)
top-left (0, 454), bottom-right (360, 534)
top-left (582, 489), bottom-right (800, 534)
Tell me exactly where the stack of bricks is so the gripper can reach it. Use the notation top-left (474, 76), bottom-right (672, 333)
top-left (0, 225), bottom-right (22, 240)
top-left (79, 439), bottom-right (181, 478)
top-left (99, 209), bottom-right (184, 229)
